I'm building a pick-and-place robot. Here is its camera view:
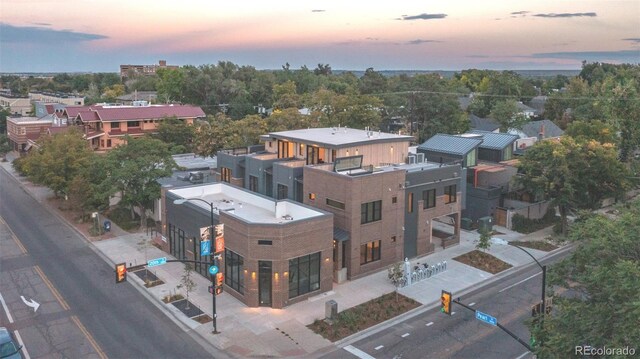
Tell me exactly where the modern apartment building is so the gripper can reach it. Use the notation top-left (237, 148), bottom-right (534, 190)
top-left (161, 183), bottom-right (333, 308)
top-left (120, 60), bottom-right (178, 78)
top-left (63, 103), bottom-right (205, 151)
top-left (216, 127), bottom-right (463, 281)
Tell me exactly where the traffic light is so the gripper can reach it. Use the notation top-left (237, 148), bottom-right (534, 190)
top-left (441, 290), bottom-right (452, 315)
top-left (216, 273), bottom-right (224, 287)
top-left (115, 263), bottom-right (127, 283)
top-left (215, 286), bottom-right (224, 295)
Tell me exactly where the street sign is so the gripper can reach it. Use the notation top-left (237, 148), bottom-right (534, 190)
top-left (201, 240), bottom-right (211, 256)
top-left (476, 311), bottom-right (498, 326)
top-left (147, 257), bottom-right (167, 267)
top-left (208, 265), bottom-right (219, 275)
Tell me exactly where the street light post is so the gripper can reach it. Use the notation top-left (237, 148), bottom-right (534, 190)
top-left (174, 197), bottom-right (219, 334)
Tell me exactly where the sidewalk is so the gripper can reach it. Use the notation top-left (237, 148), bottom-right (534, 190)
top-left (0, 153), bottom-right (559, 358)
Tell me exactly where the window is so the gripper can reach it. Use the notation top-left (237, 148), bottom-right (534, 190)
top-left (277, 184), bottom-right (288, 200)
top-left (423, 189), bottom-right (436, 209)
top-left (299, 144), bottom-right (304, 156)
top-left (249, 175), bottom-right (258, 192)
top-left (101, 140), bottom-right (105, 147)
top-left (225, 250), bottom-right (244, 294)
top-left (392, 196), bottom-right (397, 204)
top-left (111, 122), bottom-right (120, 129)
top-left (360, 240), bottom-right (381, 265)
top-left (220, 167), bottom-right (232, 183)
top-left (361, 200), bottom-right (382, 224)
top-left (331, 149), bottom-right (336, 162)
top-left (326, 198), bottom-right (345, 210)
top-left (407, 193), bottom-right (414, 213)
top-left (466, 149), bottom-right (477, 167)
top-left (107, 139), bottom-right (112, 148)
top-left (445, 185), bottom-right (457, 204)
top-left (127, 121), bottom-right (140, 127)
top-left (391, 236), bottom-right (397, 243)
top-left (258, 240), bottom-right (272, 245)
top-left (289, 252), bottom-right (321, 299)
top-left (308, 193), bottom-right (316, 200)
top-left (503, 145), bottom-right (513, 161)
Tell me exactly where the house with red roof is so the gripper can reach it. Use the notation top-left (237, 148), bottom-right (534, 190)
top-left (62, 103), bottom-right (205, 151)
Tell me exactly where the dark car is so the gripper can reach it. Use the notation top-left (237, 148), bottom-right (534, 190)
top-left (0, 327), bottom-right (22, 359)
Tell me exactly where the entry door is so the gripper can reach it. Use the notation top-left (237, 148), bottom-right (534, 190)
top-left (258, 261), bottom-right (272, 307)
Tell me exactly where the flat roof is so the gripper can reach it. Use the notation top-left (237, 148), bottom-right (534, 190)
top-left (7, 116), bottom-right (54, 125)
top-left (265, 127), bottom-right (414, 148)
top-left (169, 183), bottom-right (326, 224)
top-left (172, 153), bottom-right (217, 170)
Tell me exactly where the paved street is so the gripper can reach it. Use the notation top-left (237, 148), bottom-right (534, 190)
top-left (322, 249), bottom-right (571, 359)
top-left (0, 168), bottom-right (216, 359)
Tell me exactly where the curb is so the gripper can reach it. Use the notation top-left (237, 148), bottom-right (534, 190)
top-left (0, 164), bottom-right (226, 358)
top-left (334, 242), bottom-right (575, 348)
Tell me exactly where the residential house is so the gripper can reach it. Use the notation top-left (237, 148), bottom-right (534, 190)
top-left (63, 103), bottom-right (205, 151)
top-left (469, 114), bottom-right (500, 133)
top-left (509, 119), bottom-right (564, 151)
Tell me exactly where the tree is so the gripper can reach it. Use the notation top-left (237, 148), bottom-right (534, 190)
top-left (177, 264), bottom-right (197, 310)
top-left (20, 128), bottom-right (95, 198)
top-left (102, 84), bottom-right (125, 101)
top-left (0, 133), bottom-right (10, 161)
top-left (387, 262), bottom-right (404, 301)
top-left (516, 137), bottom-right (629, 235)
top-left (272, 80), bottom-right (301, 109)
top-left (359, 68), bottom-right (388, 94)
top-left (476, 228), bottom-right (491, 252)
top-left (564, 120), bottom-right (617, 145)
top-left (0, 108), bottom-right (9, 133)
top-left (102, 136), bottom-right (176, 227)
top-left (154, 117), bottom-right (195, 153)
top-left (156, 68), bottom-right (185, 103)
top-left (531, 200), bottom-right (640, 358)
top-left (489, 99), bottom-right (528, 130)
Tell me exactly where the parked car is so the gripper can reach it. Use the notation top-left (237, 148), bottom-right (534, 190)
top-left (0, 327), bottom-right (22, 359)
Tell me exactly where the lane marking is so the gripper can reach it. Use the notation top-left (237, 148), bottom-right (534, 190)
top-left (469, 302), bottom-right (476, 306)
top-left (451, 311), bottom-right (456, 315)
top-left (426, 322), bottom-right (434, 327)
top-left (34, 266), bottom-right (70, 311)
top-left (71, 316), bottom-right (108, 359)
top-left (514, 351), bottom-right (530, 359)
top-left (0, 216), bottom-right (27, 254)
top-left (13, 330), bottom-right (31, 359)
top-left (0, 292), bottom-right (15, 323)
top-left (344, 345), bottom-right (376, 359)
top-left (374, 345), bottom-right (384, 350)
top-left (401, 333), bottom-right (410, 338)
top-left (499, 273), bottom-right (541, 293)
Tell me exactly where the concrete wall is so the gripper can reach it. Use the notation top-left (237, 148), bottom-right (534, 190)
top-left (504, 200), bottom-right (552, 229)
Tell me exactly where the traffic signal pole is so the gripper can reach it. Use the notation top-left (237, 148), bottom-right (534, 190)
top-left (453, 298), bottom-right (533, 352)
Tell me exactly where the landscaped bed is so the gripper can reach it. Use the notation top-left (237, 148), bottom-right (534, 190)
top-left (453, 250), bottom-right (512, 274)
top-left (509, 240), bottom-right (558, 252)
top-left (307, 292), bottom-right (420, 342)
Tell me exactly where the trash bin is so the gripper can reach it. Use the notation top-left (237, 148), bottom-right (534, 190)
top-left (478, 216), bottom-right (493, 232)
top-left (325, 300), bottom-right (338, 321)
top-left (103, 220), bottom-right (111, 232)
top-left (461, 217), bottom-right (473, 230)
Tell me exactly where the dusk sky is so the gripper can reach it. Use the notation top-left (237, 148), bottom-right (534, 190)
top-left (1, 0), bottom-right (638, 73)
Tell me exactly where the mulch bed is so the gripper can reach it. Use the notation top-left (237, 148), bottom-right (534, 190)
top-left (509, 241), bottom-right (558, 252)
top-left (453, 250), bottom-right (513, 274)
top-left (162, 294), bottom-right (184, 303)
top-left (171, 299), bottom-right (204, 318)
top-left (132, 269), bottom-right (165, 288)
top-left (193, 314), bottom-right (213, 324)
top-left (307, 292), bottom-right (420, 342)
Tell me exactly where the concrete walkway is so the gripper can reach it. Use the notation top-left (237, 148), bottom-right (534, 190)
top-left (0, 153), bottom-right (560, 358)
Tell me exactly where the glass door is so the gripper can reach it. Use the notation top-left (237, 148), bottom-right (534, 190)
top-left (258, 261), bottom-right (272, 307)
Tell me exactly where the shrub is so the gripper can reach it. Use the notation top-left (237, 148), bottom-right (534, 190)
top-left (512, 208), bottom-right (558, 234)
top-left (107, 206), bottom-right (140, 231)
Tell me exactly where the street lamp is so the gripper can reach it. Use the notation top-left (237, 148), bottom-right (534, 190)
top-left (173, 197), bottom-right (219, 334)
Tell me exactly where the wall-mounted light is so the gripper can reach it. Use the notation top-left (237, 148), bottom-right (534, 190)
top-left (390, 146), bottom-right (394, 153)
top-left (355, 149), bottom-right (359, 155)
top-left (274, 272), bottom-right (279, 280)
top-left (325, 257), bottom-right (330, 262)
top-left (284, 271), bottom-right (289, 276)
top-left (251, 271), bottom-right (256, 279)
top-left (346, 150), bottom-right (350, 156)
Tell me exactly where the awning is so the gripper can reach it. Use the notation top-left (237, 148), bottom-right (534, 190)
top-left (333, 227), bottom-right (350, 242)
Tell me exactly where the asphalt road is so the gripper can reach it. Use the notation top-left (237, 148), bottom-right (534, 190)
top-left (323, 247), bottom-right (572, 359)
top-left (0, 168), bottom-right (215, 359)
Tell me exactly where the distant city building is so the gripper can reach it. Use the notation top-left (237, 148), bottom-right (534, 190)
top-left (120, 60), bottom-right (178, 78)
top-left (116, 91), bottom-right (157, 105)
top-left (0, 93), bottom-right (31, 116)
top-left (29, 91), bottom-right (84, 106)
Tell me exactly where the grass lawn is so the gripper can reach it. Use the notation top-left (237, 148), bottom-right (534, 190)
top-left (453, 250), bottom-right (512, 274)
top-left (510, 240), bottom-right (558, 252)
top-left (307, 292), bottom-right (420, 342)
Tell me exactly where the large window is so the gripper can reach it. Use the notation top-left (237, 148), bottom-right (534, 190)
top-left (249, 175), bottom-right (258, 192)
top-left (220, 167), bottom-right (232, 183)
top-left (277, 184), bottom-right (288, 200)
top-left (326, 198), bottom-right (345, 210)
top-left (361, 200), bottom-right (382, 224)
top-left (423, 189), bottom-right (436, 209)
top-left (127, 121), bottom-right (140, 128)
top-left (466, 149), bottom-right (477, 167)
top-left (445, 184), bottom-right (457, 204)
top-left (289, 252), bottom-right (321, 299)
top-left (407, 193), bottom-right (414, 213)
top-left (360, 240), bottom-right (381, 265)
top-left (225, 249), bottom-right (244, 294)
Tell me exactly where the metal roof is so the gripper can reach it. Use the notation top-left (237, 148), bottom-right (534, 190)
top-left (469, 114), bottom-right (500, 132)
top-left (469, 130), bottom-right (519, 150)
top-left (418, 134), bottom-right (482, 156)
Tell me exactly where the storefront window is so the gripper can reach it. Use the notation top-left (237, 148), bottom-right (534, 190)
top-left (288, 252), bottom-right (320, 299)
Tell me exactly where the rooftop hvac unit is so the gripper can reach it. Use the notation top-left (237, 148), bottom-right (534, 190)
top-left (407, 155), bottom-right (416, 164)
top-left (416, 153), bottom-right (425, 163)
